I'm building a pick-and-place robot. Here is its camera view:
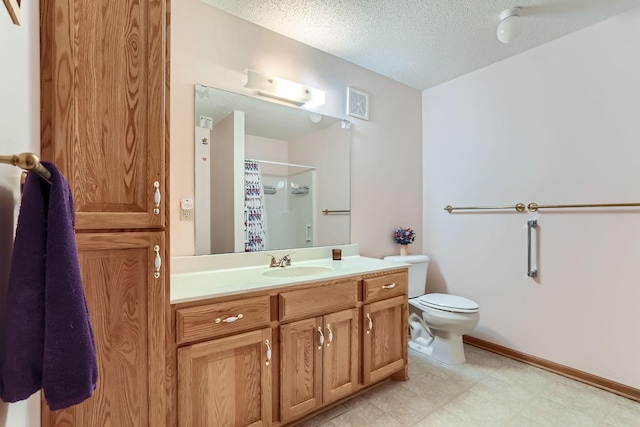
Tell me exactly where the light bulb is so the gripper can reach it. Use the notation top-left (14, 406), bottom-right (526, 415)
top-left (497, 7), bottom-right (523, 44)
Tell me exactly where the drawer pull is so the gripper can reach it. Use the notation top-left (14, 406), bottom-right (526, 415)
top-left (214, 313), bottom-right (244, 324)
top-left (265, 339), bottom-right (272, 366)
top-left (366, 313), bottom-right (373, 334)
top-left (317, 326), bottom-right (324, 350)
top-left (326, 324), bottom-right (333, 347)
top-left (382, 283), bottom-right (396, 290)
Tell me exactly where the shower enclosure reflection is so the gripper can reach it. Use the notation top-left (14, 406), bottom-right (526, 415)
top-left (194, 84), bottom-right (351, 255)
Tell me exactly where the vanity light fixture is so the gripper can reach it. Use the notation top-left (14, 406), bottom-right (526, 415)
top-left (244, 69), bottom-right (326, 107)
top-left (497, 7), bottom-right (523, 44)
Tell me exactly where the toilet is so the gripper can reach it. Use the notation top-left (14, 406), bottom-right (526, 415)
top-left (384, 255), bottom-right (479, 365)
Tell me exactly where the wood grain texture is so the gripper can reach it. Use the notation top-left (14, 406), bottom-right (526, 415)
top-left (171, 270), bottom-right (409, 426)
top-left (363, 271), bottom-right (408, 303)
top-left (323, 308), bottom-right (359, 404)
top-left (279, 281), bottom-right (358, 322)
top-left (176, 295), bottom-right (270, 344)
top-left (178, 329), bottom-right (272, 427)
top-left (280, 317), bottom-right (323, 422)
top-left (40, 0), bottom-right (166, 230)
top-left (42, 232), bottom-right (166, 426)
top-left (362, 296), bottom-right (406, 384)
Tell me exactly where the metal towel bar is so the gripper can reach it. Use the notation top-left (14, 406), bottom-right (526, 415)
top-left (322, 209), bottom-right (350, 215)
top-left (0, 152), bottom-right (52, 183)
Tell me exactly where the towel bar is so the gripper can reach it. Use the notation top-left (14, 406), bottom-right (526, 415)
top-left (0, 152), bottom-right (52, 183)
top-left (322, 209), bottom-right (350, 215)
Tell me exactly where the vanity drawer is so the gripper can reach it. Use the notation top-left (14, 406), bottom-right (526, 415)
top-left (363, 272), bottom-right (408, 302)
top-left (279, 280), bottom-right (358, 322)
top-left (176, 295), bottom-right (271, 345)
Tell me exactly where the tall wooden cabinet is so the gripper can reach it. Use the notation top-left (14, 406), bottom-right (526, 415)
top-left (39, 0), bottom-right (169, 426)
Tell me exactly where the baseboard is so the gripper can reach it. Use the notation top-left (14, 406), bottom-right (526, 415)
top-left (463, 336), bottom-right (640, 403)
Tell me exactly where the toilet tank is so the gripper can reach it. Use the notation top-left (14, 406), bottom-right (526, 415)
top-left (383, 255), bottom-right (429, 298)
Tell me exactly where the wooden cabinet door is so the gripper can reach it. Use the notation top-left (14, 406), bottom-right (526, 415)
top-left (41, 232), bottom-right (166, 427)
top-left (322, 308), bottom-right (359, 404)
top-left (362, 296), bottom-right (407, 384)
top-left (280, 317), bottom-right (323, 422)
top-left (40, 0), bottom-right (166, 230)
top-left (177, 328), bottom-right (272, 427)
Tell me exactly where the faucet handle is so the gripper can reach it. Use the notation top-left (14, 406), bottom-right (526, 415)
top-left (281, 252), bottom-right (294, 266)
top-left (265, 254), bottom-right (279, 267)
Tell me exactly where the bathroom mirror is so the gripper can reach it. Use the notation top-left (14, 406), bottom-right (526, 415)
top-left (194, 84), bottom-right (351, 255)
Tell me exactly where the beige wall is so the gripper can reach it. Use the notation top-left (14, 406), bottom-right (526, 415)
top-left (0, 1), bottom-right (42, 425)
top-left (170, 0), bottom-right (423, 257)
top-left (423, 8), bottom-right (640, 389)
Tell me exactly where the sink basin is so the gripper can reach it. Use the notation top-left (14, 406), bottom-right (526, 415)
top-left (262, 266), bottom-right (333, 278)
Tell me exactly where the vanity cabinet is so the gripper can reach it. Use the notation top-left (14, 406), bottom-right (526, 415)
top-left (172, 268), bottom-right (407, 427)
top-left (280, 308), bottom-right (359, 422)
top-left (362, 296), bottom-right (407, 384)
top-left (177, 328), bottom-right (273, 427)
top-left (362, 272), bottom-right (409, 383)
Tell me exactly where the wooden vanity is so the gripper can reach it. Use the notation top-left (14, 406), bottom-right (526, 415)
top-left (172, 266), bottom-right (409, 427)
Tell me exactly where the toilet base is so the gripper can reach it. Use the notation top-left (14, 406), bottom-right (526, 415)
top-left (409, 336), bottom-right (434, 357)
top-left (409, 334), bottom-right (467, 365)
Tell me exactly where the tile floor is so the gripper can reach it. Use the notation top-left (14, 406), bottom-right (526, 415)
top-left (298, 344), bottom-right (640, 427)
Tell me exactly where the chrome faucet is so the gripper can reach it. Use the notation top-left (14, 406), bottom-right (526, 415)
top-left (267, 253), bottom-right (293, 268)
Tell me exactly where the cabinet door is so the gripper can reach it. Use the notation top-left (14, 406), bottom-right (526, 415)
top-left (280, 317), bottom-right (323, 422)
top-left (323, 308), bottom-right (359, 404)
top-left (41, 232), bottom-right (167, 427)
top-left (40, 0), bottom-right (166, 230)
top-left (362, 295), bottom-right (407, 384)
top-left (178, 328), bottom-right (273, 427)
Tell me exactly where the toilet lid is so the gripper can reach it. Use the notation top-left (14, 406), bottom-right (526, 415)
top-left (417, 293), bottom-right (479, 313)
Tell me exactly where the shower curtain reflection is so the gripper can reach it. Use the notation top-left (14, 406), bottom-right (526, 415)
top-left (244, 159), bottom-right (266, 251)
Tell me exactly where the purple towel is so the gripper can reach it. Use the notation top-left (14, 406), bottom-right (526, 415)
top-left (0, 162), bottom-right (98, 410)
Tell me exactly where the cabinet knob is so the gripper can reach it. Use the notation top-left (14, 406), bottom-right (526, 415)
top-left (326, 324), bottom-right (333, 347)
top-left (366, 313), bottom-right (373, 334)
top-left (382, 283), bottom-right (396, 290)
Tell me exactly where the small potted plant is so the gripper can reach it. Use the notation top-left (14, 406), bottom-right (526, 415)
top-left (393, 227), bottom-right (415, 256)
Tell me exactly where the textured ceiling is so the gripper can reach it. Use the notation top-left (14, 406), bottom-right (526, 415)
top-left (201, 0), bottom-right (640, 90)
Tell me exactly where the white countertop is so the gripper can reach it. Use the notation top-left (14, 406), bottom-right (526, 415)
top-left (171, 255), bottom-right (409, 304)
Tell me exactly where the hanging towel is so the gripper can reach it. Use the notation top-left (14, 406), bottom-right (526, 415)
top-left (0, 161), bottom-right (98, 410)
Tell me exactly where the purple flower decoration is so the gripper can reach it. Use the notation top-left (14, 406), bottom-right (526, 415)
top-left (393, 227), bottom-right (416, 245)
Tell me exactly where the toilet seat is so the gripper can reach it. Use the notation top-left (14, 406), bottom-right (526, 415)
top-left (417, 293), bottom-right (479, 313)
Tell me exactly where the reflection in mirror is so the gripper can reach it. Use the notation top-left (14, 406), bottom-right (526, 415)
top-left (194, 84), bottom-right (351, 255)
